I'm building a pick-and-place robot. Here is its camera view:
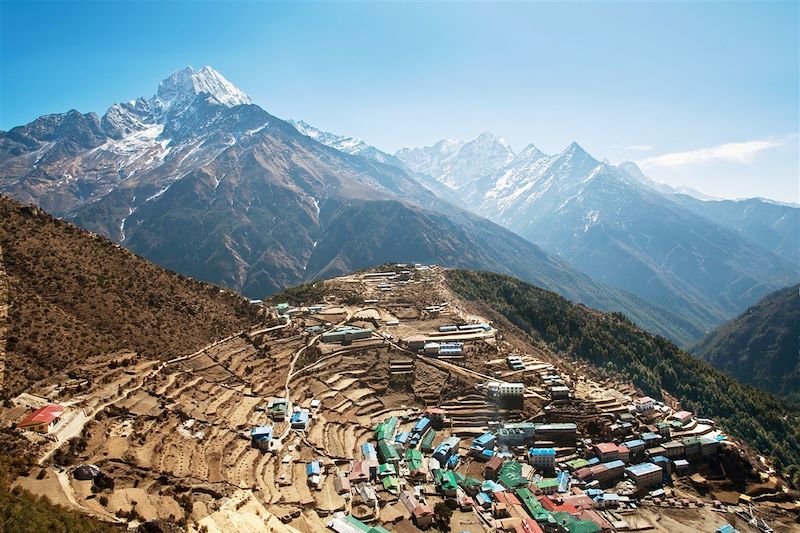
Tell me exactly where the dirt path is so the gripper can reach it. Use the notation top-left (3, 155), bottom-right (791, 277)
top-left (39, 361), bottom-right (168, 464)
top-left (39, 326), bottom-right (258, 465)
top-left (275, 310), bottom-right (353, 447)
top-left (247, 321), bottom-right (291, 338)
top-left (55, 468), bottom-right (122, 523)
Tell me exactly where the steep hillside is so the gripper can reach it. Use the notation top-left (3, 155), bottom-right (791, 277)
top-left (290, 119), bottom-right (457, 200)
top-left (693, 284), bottom-right (800, 404)
top-left (0, 195), bottom-right (259, 396)
top-left (446, 270), bottom-right (800, 472)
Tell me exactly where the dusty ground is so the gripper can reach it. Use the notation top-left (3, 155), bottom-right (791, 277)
top-left (3, 266), bottom-right (797, 532)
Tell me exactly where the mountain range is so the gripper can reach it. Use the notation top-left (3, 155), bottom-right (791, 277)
top-left (693, 284), bottom-right (800, 404)
top-left (0, 66), bottom-right (702, 344)
top-left (396, 134), bottom-right (799, 336)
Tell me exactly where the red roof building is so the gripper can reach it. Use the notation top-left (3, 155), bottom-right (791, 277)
top-left (579, 508), bottom-right (614, 530)
top-left (593, 442), bottom-right (630, 463)
top-left (561, 493), bottom-right (594, 511)
top-left (538, 495), bottom-right (557, 511)
top-left (17, 404), bottom-right (63, 433)
top-left (348, 460), bottom-right (371, 483)
top-left (495, 491), bottom-right (544, 533)
top-left (672, 411), bottom-right (693, 425)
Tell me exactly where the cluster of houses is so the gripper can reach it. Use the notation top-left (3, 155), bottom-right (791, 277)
top-left (539, 369), bottom-right (571, 402)
top-left (249, 397), bottom-right (317, 452)
top-left (319, 389), bottom-right (730, 533)
top-left (561, 403), bottom-right (725, 499)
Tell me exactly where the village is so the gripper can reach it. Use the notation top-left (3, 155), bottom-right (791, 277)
top-left (3, 265), bottom-right (798, 533)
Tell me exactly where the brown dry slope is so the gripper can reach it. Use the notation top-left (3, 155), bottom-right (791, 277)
top-left (0, 194), bottom-right (260, 396)
top-left (0, 242), bottom-right (7, 391)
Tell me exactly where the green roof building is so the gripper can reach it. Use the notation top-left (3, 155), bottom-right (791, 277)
top-left (378, 463), bottom-right (396, 477)
top-left (437, 470), bottom-right (458, 495)
top-left (516, 487), bottom-right (552, 522)
top-left (535, 477), bottom-right (559, 495)
top-left (378, 439), bottom-right (400, 464)
top-left (498, 460), bottom-right (529, 489)
top-left (421, 429), bottom-right (437, 453)
top-left (375, 416), bottom-right (399, 442)
top-left (382, 475), bottom-right (399, 494)
top-left (565, 458), bottom-right (590, 471)
top-left (404, 449), bottom-right (423, 462)
top-left (337, 514), bottom-right (392, 533)
top-left (551, 511), bottom-right (601, 533)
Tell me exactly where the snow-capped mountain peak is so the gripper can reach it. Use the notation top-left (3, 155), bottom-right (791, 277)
top-left (396, 131), bottom-right (515, 191)
top-left (562, 141), bottom-right (590, 158)
top-left (151, 65), bottom-right (252, 116)
top-left (514, 143), bottom-right (546, 163)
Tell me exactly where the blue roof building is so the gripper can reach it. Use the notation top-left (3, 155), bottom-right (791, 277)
top-left (290, 411), bottom-right (309, 429)
top-left (557, 470), bottom-right (571, 493)
top-left (413, 417), bottom-right (430, 434)
top-left (250, 426), bottom-right (273, 439)
top-left (604, 460), bottom-right (626, 470)
top-left (306, 461), bottom-right (321, 476)
top-left (530, 448), bottom-right (556, 457)
top-left (434, 436), bottom-right (461, 462)
top-left (623, 439), bottom-right (646, 451)
top-left (476, 491), bottom-right (493, 508)
top-left (471, 432), bottom-right (496, 450)
top-left (361, 442), bottom-right (378, 461)
top-left (481, 480), bottom-right (506, 493)
top-left (625, 462), bottom-right (663, 490)
top-left (250, 426), bottom-right (273, 449)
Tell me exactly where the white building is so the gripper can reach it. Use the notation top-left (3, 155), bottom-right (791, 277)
top-left (635, 396), bottom-right (656, 413)
top-left (529, 448), bottom-right (556, 473)
top-left (486, 381), bottom-right (525, 398)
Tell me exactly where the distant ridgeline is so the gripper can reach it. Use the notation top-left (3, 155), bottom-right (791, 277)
top-left (693, 284), bottom-right (800, 405)
top-left (446, 270), bottom-right (800, 475)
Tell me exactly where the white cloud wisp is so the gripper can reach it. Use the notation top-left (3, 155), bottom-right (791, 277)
top-left (638, 137), bottom-right (788, 168)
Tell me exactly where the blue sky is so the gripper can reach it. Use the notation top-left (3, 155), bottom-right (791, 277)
top-left (1, 1), bottom-right (798, 202)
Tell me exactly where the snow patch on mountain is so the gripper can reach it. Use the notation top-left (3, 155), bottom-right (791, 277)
top-left (145, 183), bottom-right (172, 203)
top-left (396, 132), bottom-right (514, 191)
top-left (583, 210), bottom-right (600, 232)
top-left (289, 119), bottom-right (404, 168)
top-left (152, 66), bottom-right (252, 117)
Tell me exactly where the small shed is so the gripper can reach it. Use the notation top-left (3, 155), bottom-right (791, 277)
top-left (73, 464), bottom-right (100, 480)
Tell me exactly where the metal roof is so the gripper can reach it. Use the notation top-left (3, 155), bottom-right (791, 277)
top-left (18, 404), bottom-right (63, 428)
top-left (626, 463), bottom-right (662, 476)
top-left (530, 448), bottom-right (556, 456)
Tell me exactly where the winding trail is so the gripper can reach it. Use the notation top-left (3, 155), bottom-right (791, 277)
top-left (275, 308), bottom-right (354, 447)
